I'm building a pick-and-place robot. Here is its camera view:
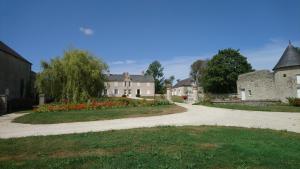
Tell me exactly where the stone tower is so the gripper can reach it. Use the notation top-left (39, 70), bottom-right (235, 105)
top-left (273, 41), bottom-right (300, 102)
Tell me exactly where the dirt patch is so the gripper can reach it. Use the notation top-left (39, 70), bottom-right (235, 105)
top-left (196, 143), bottom-right (219, 150)
top-left (0, 146), bottom-right (130, 161)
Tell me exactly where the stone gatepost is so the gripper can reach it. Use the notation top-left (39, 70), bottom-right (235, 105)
top-left (39, 94), bottom-right (45, 106)
top-left (166, 84), bottom-right (172, 102)
top-left (0, 95), bottom-right (8, 114)
top-left (192, 85), bottom-right (198, 104)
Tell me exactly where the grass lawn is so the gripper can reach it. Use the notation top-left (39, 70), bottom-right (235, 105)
top-left (172, 96), bottom-right (184, 103)
top-left (197, 103), bottom-right (300, 112)
top-left (13, 105), bottom-right (186, 124)
top-left (0, 126), bottom-right (300, 169)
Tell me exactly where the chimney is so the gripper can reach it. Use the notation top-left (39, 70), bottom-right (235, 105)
top-left (123, 72), bottom-right (129, 79)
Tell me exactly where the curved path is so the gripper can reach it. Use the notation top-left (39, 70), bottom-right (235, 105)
top-left (0, 103), bottom-right (300, 138)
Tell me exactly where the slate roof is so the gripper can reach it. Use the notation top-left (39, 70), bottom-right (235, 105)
top-left (273, 42), bottom-right (300, 70)
top-left (107, 74), bottom-right (154, 82)
top-left (0, 41), bottom-right (31, 64)
top-left (173, 77), bottom-right (194, 88)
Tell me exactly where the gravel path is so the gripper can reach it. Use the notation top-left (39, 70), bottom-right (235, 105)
top-left (0, 103), bottom-right (300, 138)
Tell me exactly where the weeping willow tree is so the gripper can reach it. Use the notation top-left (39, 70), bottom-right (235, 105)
top-left (36, 49), bottom-right (108, 102)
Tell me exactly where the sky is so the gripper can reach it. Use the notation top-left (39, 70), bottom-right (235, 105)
top-left (0, 0), bottom-right (300, 80)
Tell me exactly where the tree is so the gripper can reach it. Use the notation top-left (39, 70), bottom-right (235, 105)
top-left (201, 48), bottom-right (253, 93)
top-left (36, 48), bottom-right (108, 102)
top-left (145, 60), bottom-right (165, 94)
top-left (190, 59), bottom-right (207, 85)
top-left (164, 75), bottom-right (175, 86)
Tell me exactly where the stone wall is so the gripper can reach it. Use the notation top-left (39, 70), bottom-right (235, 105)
top-left (0, 51), bottom-right (31, 100)
top-left (237, 70), bottom-right (277, 101)
top-left (274, 66), bottom-right (300, 102)
top-left (172, 86), bottom-right (193, 96)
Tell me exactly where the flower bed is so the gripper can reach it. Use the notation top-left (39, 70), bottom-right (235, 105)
top-left (35, 98), bottom-right (171, 112)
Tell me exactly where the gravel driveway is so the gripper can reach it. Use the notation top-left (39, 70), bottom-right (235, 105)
top-left (0, 103), bottom-right (300, 138)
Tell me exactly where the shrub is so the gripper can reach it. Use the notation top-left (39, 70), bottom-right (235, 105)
top-left (182, 96), bottom-right (188, 100)
top-left (122, 94), bottom-right (127, 98)
top-left (34, 98), bottom-right (171, 112)
top-left (171, 96), bottom-right (184, 103)
top-left (287, 97), bottom-right (300, 107)
top-left (136, 93), bottom-right (141, 97)
top-left (153, 99), bottom-right (171, 106)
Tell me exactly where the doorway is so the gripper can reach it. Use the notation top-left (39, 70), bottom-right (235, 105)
top-left (137, 89), bottom-right (140, 95)
top-left (241, 89), bottom-right (246, 100)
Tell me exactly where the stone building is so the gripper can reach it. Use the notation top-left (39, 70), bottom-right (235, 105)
top-left (105, 72), bottom-right (155, 97)
top-left (237, 42), bottom-right (300, 102)
top-left (172, 78), bottom-right (195, 96)
top-left (0, 41), bottom-right (33, 100)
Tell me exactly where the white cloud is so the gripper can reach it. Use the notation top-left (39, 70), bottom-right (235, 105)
top-left (242, 39), bottom-right (300, 70)
top-left (108, 39), bottom-right (300, 81)
top-left (79, 27), bottom-right (94, 35)
top-left (111, 59), bottom-right (137, 65)
top-left (109, 56), bottom-right (208, 80)
top-left (111, 61), bottom-right (124, 65)
top-left (125, 60), bottom-right (136, 64)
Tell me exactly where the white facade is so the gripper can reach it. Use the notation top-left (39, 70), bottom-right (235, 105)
top-left (105, 73), bottom-right (155, 97)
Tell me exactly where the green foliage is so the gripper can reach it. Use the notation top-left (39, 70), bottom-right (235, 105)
top-left (202, 48), bottom-right (253, 93)
top-left (197, 102), bottom-right (300, 112)
top-left (190, 59), bottom-right (207, 85)
top-left (145, 60), bottom-right (165, 94)
top-left (172, 96), bottom-right (184, 103)
top-left (287, 97), bottom-right (300, 107)
top-left (36, 49), bottom-right (108, 103)
top-left (164, 75), bottom-right (175, 85)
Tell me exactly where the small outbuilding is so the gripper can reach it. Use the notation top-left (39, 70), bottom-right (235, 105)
top-left (237, 42), bottom-right (300, 102)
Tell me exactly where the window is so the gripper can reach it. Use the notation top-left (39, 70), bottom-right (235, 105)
top-left (137, 82), bottom-right (140, 86)
top-left (124, 81), bottom-right (126, 87)
top-left (297, 75), bottom-right (300, 84)
top-left (104, 89), bottom-right (107, 95)
top-left (124, 89), bottom-right (127, 95)
top-left (248, 90), bottom-right (252, 96)
top-left (114, 89), bottom-right (118, 95)
top-left (129, 81), bottom-right (131, 87)
top-left (128, 89), bottom-right (131, 95)
top-left (137, 89), bottom-right (140, 95)
top-left (114, 82), bottom-right (118, 87)
top-left (283, 74), bottom-right (287, 77)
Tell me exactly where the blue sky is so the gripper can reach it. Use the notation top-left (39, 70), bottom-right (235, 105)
top-left (1, 0), bottom-right (299, 80)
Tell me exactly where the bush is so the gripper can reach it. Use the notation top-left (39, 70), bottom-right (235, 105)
top-left (171, 96), bottom-right (184, 103)
top-left (196, 94), bottom-right (212, 105)
top-left (136, 93), bottom-right (141, 97)
top-left (287, 97), bottom-right (300, 107)
top-left (122, 94), bottom-right (127, 98)
top-left (153, 99), bottom-right (171, 106)
top-left (182, 96), bottom-right (188, 100)
top-left (34, 97), bottom-right (171, 112)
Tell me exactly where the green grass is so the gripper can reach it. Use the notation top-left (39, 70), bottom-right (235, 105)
top-left (0, 126), bottom-right (300, 169)
top-left (197, 103), bottom-right (300, 112)
top-left (172, 96), bottom-right (184, 103)
top-left (13, 105), bottom-right (186, 124)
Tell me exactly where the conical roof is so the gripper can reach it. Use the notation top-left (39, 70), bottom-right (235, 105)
top-left (273, 42), bottom-right (300, 70)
